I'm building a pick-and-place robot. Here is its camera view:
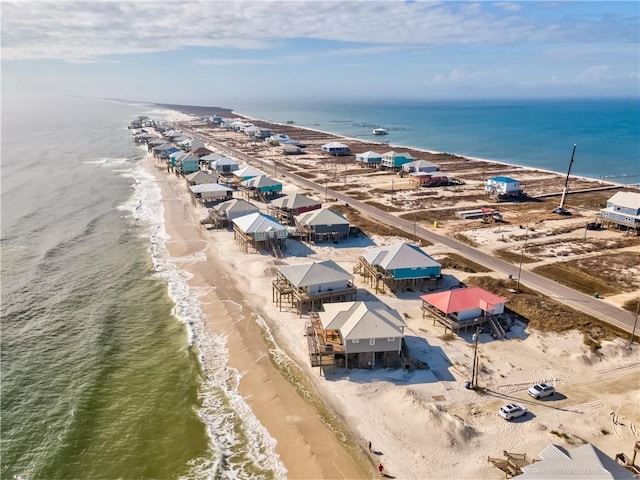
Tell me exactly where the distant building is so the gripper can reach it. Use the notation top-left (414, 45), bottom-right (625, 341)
top-left (321, 142), bottom-right (351, 156)
top-left (381, 151), bottom-right (414, 170)
top-left (401, 160), bottom-right (439, 174)
top-left (485, 176), bottom-right (525, 201)
top-left (355, 151), bottom-right (383, 167)
top-left (599, 191), bottom-right (640, 233)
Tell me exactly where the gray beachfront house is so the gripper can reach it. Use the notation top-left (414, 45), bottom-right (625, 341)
top-left (306, 300), bottom-right (407, 369)
top-left (272, 260), bottom-right (357, 314)
top-left (294, 208), bottom-right (350, 243)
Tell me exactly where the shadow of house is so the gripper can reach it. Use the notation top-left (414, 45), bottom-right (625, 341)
top-left (268, 193), bottom-right (322, 226)
top-left (232, 211), bottom-right (287, 257)
top-left (354, 241), bottom-right (442, 293)
top-left (272, 260), bottom-right (357, 315)
top-left (420, 287), bottom-right (507, 338)
top-left (306, 300), bottom-right (408, 370)
top-left (295, 208), bottom-right (350, 243)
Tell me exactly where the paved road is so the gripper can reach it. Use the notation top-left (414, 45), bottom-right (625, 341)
top-left (186, 126), bottom-right (640, 336)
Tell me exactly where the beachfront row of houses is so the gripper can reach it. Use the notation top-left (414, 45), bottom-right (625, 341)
top-left (132, 119), bottom-right (512, 372)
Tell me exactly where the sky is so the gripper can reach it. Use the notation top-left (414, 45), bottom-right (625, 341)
top-left (1, 1), bottom-right (639, 106)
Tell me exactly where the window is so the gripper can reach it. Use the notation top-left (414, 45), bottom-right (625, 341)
top-left (388, 337), bottom-right (395, 342)
top-left (351, 339), bottom-right (359, 344)
top-left (370, 338), bottom-right (375, 346)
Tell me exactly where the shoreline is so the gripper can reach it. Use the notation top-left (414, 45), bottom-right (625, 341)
top-left (163, 103), bottom-right (635, 190)
top-left (140, 153), bottom-right (371, 479)
top-left (138, 107), bottom-right (640, 479)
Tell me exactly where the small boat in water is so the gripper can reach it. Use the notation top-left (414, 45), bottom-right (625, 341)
top-left (372, 128), bottom-right (388, 135)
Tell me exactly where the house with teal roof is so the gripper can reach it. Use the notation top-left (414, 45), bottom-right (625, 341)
top-left (381, 151), bottom-right (415, 170)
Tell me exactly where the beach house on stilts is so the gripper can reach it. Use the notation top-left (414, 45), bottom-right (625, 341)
top-left (231, 212), bottom-right (287, 257)
top-left (305, 300), bottom-right (409, 370)
top-left (272, 260), bottom-right (357, 315)
top-left (354, 242), bottom-right (442, 293)
top-left (420, 287), bottom-right (506, 338)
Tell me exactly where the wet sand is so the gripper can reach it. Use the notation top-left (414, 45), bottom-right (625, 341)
top-left (143, 155), bottom-right (370, 479)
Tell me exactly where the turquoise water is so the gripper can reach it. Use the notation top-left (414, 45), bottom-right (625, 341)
top-left (234, 98), bottom-right (640, 184)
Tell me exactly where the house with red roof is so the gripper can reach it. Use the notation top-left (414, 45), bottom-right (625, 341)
top-left (420, 287), bottom-right (506, 336)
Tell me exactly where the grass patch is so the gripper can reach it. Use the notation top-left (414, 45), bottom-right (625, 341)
top-left (623, 298), bottom-right (640, 314)
top-left (494, 249), bottom-right (539, 264)
top-left (452, 233), bottom-right (479, 247)
top-left (438, 253), bottom-right (491, 273)
top-left (439, 332), bottom-right (456, 342)
top-left (532, 264), bottom-right (618, 297)
top-left (363, 201), bottom-right (402, 213)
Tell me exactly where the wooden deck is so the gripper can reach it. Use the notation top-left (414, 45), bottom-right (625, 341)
top-left (306, 313), bottom-right (344, 368)
top-left (488, 451), bottom-right (536, 478)
top-left (421, 304), bottom-right (505, 338)
top-left (272, 274), bottom-right (357, 315)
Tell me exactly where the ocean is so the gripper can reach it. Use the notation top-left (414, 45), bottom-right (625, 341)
top-left (0, 95), bottom-right (285, 480)
top-left (1, 94), bottom-right (638, 480)
top-left (235, 98), bottom-right (640, 184)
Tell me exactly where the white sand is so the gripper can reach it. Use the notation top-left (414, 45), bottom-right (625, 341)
top-left (143, 114), bottom-right (640, 479)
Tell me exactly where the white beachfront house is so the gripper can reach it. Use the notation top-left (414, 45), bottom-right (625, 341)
top-left (231, 212), bottom-right (287, 255)
top-left (321, 142), bottom-right (351, 156)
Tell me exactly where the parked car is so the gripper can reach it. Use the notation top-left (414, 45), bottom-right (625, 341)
top-left (498, 403), bottom-right (528, 420)
top-left (528, 383), bottom-right (555, 399)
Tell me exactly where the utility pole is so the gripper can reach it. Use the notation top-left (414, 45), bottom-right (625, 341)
top-left (471, 327), bottom-right (480, 389)
top-left (516, 227), bottom-right (529, 293)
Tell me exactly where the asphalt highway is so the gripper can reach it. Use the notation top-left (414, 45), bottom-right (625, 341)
top-left (188, 127), bottom-right (640, 337)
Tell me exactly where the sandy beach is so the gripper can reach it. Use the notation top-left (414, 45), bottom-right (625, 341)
top-left (144, 155), bottom-right (371, 479)
top-left (139, 109), bottom-right (640, 479)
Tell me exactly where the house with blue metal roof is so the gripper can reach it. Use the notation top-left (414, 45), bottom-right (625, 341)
top-left (485, 176), bottom-right (525, 201)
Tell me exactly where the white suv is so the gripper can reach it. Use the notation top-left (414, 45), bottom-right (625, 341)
top-left (498, 403), bottom-right (528, 420)
top-left (528, 383), bottom-right (555, 399)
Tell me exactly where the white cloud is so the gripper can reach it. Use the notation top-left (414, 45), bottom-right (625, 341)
top-left (1, 1), bottom-right (636, 62)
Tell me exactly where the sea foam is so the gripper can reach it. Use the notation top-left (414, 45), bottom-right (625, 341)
top-left (126, 159), bottom-right (286, 480)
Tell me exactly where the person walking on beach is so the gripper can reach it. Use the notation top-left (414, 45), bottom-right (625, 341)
top-left (378, 463), bottom-right (384, 477)
top-left (368, 441), bottom-right (372, 453)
